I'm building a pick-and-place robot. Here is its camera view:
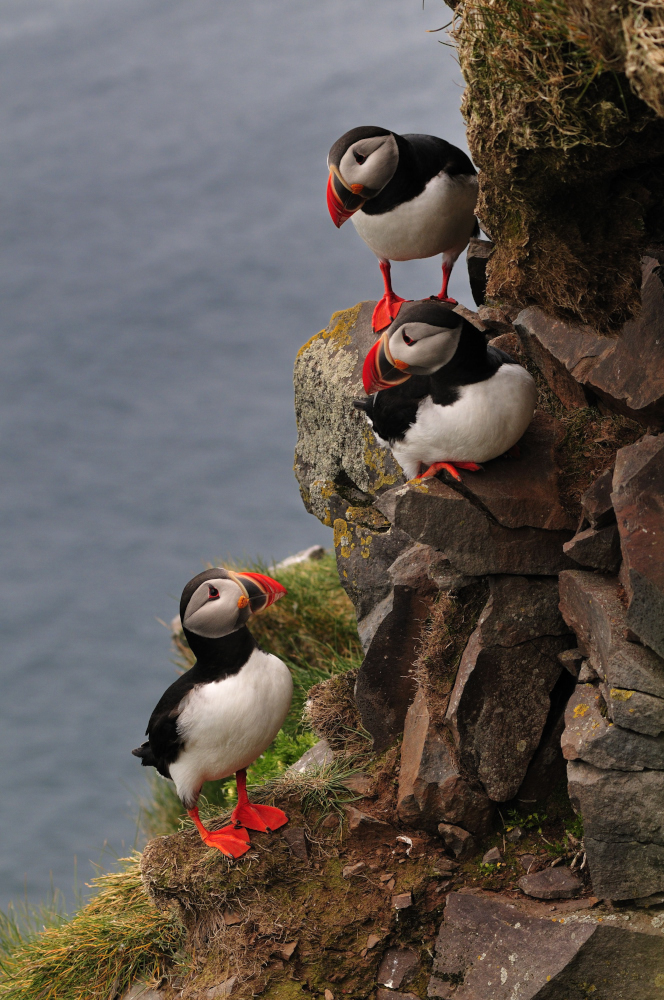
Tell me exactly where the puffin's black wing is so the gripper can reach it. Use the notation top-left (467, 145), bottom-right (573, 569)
top-left (403, 133), bottom-right (476, 179)
top-left (354, 375), bottom-right (431, 443)
top-left (132, 671), bottom-right (197, 778)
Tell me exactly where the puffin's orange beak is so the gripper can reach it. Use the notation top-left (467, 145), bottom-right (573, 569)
top-left (362, 332), bottom-right (412, 394)
top-left (231, 571), bottom-right (287, 613)
top-left (327, 168), bottom-right (366, 228)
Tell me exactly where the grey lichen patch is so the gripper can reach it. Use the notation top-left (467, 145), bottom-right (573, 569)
top-left (294, 302), bottom-right (404, 525)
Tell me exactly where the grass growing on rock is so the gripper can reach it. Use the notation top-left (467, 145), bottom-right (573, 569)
top-left (141, 553), bottom-right (364, 839)
top-left (0, 857), bottom-right (185, 1000)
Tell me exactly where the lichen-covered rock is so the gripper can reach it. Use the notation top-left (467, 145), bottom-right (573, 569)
top-left (514, 258), bottom-right (664, 427)
top-left (429, 892), bottom-right (664, 999)
top-left (562, 684), bottom-right (664, 771)
top-left (397, 688), bottom-right (493, 835)
top-left (293, 301), bottom-right (403, 527)
top-left (445, 576), bottom-right (572, 801)
top-left (612, 433), bottom-right (664, 658)
top-left (568, 759), bottom-right (664, 899)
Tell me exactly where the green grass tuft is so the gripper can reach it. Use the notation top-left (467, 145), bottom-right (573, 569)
top-left (0, 856), bottom-right (184, 1000)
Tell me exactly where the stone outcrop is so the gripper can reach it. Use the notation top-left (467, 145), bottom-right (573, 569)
top-left (397, 688), bottom-right (493, 835)
top-left (612, 433), bottom-right (664, 658)
top-left (428, 892), bottom-right (664, 999)
top-left (568, 761), bottom-right (664, 900)
top-left (446, 576), bottom-right (573, 801)
top-left (514, 257), bottom-right (664, 427)
top-left (294, 299), bottom-right (664, 905)
top-left (562, 685), bottom-right (664, 771)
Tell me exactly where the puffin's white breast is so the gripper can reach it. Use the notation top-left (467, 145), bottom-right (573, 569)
top-left (168, 649), bottom-right (293, 806)
top-left (388, 363), bottom-right (537, 480)
top-left (352, 172), bottom-right (478, 262)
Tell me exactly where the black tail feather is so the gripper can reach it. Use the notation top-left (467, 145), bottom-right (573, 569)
top-left (132, 741), bottom-right (157, 767)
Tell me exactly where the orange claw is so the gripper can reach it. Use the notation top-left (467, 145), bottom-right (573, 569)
top-left (372, 293), bottom-right (406, 333)
top-left (230, 768), bottom-right (289, 833)
top-left (418, 461), bottom-right (483, 482)
top-left (232, 801), bottom-right (289, 834)
top-left (188, 807), bottom-right (250, 859)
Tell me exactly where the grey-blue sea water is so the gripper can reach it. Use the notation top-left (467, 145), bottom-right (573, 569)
top-left (0, 0), bottom-right (472, 909)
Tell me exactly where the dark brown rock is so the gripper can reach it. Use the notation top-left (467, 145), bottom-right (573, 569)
top-left (446, 577), bottom-right (571, 801)
top-left (518, 867), bottom-right (582, 899)
top-left (479, 307), bottom-right (514, 336)
top-left (392, 892), bottom-right (413, 910)
top-left (612, 434), bottom-right (664, 658)
top-left (515, 671), bottom-right (573, 803)
top-left (379, 477), bottom-right (574, 577)
top-left (580, 465), bottom-right (616, 529)
top-left (519, 854), bottom-right (537, 871)
top-left (354, 581), bottom-right (429, 752)
top-left (397, 688), bottom-right (494, 835)
top-left (483, 847), bottom-right (502, 864)
top-left (558, 571), bottom-right (664, 720)
top-left (466, 237), bottom-right (493, 306)
top-left (334, 517), bottom-right (413, 622)
top-left (377, 948), bottom-right (419, 989)
top-left (515, 257), bottom-right (664, 427)
top-left (429, 892), bottom-right (664, 1000)
top-left (341, 774), bottom-right (373, 796)
top-left (562, 524), bottom-right (621, 573)
top-left (282, 827), bottom-right (309, 861)
top-left (437, 823), bottom-right (476, 859)
top-left (441, 412), bottom-right (575, 532)
top-left (477, 575), bottom-right (571, 646)
top-left (376, 991), bottom-right (418, 1000)
top-left (562, 684), bottom-right (664, 771)
top-left (568, 759), bottom-right (664, 899)
top-left (514, 308), bottom-right (597, 410)
top-left (557, 647), bottom-right (584, 676)
top-left (343, 806), bottom-right (394, 842)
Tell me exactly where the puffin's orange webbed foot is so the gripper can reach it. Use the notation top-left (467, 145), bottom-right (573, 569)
top-left (232, 802), bottom-right (289, 834)
top-left (432, 293), bottom-right (458, 306)
top-left (372, 293), bottom-right (407, 333)
top-left (188, 807), bottom-right (251, 858)
top-left (417, 461), bottom-right (483, 483)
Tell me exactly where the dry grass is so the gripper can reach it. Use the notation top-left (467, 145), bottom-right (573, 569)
top-left (0, 857), bottom-right (184, 1000)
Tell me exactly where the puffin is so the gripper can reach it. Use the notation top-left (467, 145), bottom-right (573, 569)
top-left (132, 567), bottom-right (292, 858)
top-left (355, 300), bottom-right (537, 482)
top-left (326, 126), bottom-right (478, 332)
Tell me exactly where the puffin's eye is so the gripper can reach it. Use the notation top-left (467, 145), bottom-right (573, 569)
top-left (208, 585), bottom-right (220, 599)
top-left (402, 330), bottom-right (415, 346)
top-left (354, 151), bottom-right (366, 164)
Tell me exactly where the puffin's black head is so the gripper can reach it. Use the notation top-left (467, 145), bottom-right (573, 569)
top-left (326, 126), bottom-right (399, 227)
top-left (362, 300), bottom-right (468, 394)
top-left (179, 567), bottom-right (286, 641)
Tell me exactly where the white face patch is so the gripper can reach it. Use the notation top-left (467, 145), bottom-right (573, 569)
top-left (338, 133), bottom-right (399, 193)
top-left (388, 321), bottom-right (462, 374)
top-left (183, 578), bottom-right (245, 638)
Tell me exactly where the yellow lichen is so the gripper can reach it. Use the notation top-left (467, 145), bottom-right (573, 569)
top-left (610, 688), bottom-right (635, 700)
top-left (333, 518), bottom-right (354, 558)
top-left (573, 703), bottom-right (590, 718)
top-left (294, 304), bottom-right (362, 362)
